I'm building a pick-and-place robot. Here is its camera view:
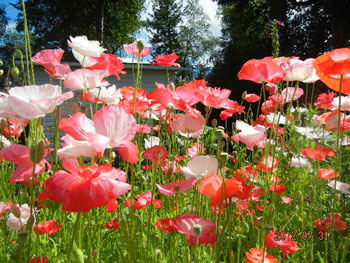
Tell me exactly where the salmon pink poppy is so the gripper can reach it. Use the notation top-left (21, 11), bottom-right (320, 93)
top-left (44, 157), bottom-right (131, 212)
top-left (88, 53), bottom-right (126, 80)
top-left (232, 121), bottom-right (266, 150)
top-left (125, 191), bottom-right (162, 209)
top-left (34, 220), bottom-right (62, 236)
top-left (278, 58), bottom-right (318, 82)
top-left (318, 168), bottom-right (339, 179)
top-left (281, 87), bottom-right (304, 103)
top-left (314, 48), bottom-right (350, 93)
top-left (124, 43), bottom-right (152, 58)
top-left (195, 86), bottom-right (232, 108)
top-left (246, 247), bottom-right (279, 263)
top-left (301, 145), bottom-right (336, 161)
top-left (175, 79), bottom-right (206, 105)
top-left (157, 177), bottom-right (197, 197)
top-left (315, 92), bottom-right (335, 109)
top-left (153, 53), bottom-right (181, 67)
top-left (244, 93), bottom-right (261, 103)
top-left (0, 144), bottom-right (51, 184)
top-left (220, 101), bottom-right (245, 120)
top-left (144, 145), bottom-right (168, 162)
top-left (171, 114), bottom-right (205, 138)
top-left (238, 57), bottom-right (285, 83)
top-left (314, 213), bottom-right (347, 231)
top-left (265, 230), bottom-right (299, 255)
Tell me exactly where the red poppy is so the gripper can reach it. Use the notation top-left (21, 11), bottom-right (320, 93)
top-left (176, 79), bottom-right (206, 105)
top-left (125, 191), bottom-right (162, 209)
top-left (301, 145), bottom-right (336, 161)
top-left (315, 92), bottom-right (335, 109)
top-left (29, 256), bottom-right (48, 263)
top-left (104, 218), bottom-right (120, 230)
top-left (155, 218), bottom-right (178, 232)
top-left (245, 93), bottom-right (261, 103)
top-left (144, 146), bottom-right (168, 162)
top-left (314, 213), bottom-right (347, 231)
top-left (88, 53), bottom-right (126, 80)
top-left (44, 157), bottom-right (131, 212)
top-left (34, 220), bottom-right (62, 236)
top-left (314, 48), bottom-right (350, 94)
top-left (238, 57), bottom-right (286, 84)
top-left (265, 230), bottom-right (299, 255)
top-left (120, 86), bottom-right (147, 100)
top-left (220, 102), bottom-right (245, 120)
top-left (153, 53), bottom-right (181, 67)
top-left (318, 168), bottom-right (339, 179)
top-left (246, 247), bottom-right (279, 263)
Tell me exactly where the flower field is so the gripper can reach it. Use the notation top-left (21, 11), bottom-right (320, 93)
top-left (0, 34), bottom-right (350, 263)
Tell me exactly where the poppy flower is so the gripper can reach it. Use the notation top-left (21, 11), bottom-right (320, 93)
top-left (0, 144), bottom-right (51, 184)
top-left (88, 53), bottom-right (126, 80)
top-left (246, 247), bottom-right (279, 263)
top-left (68, 35), bottom-right (106, 58)
top-left (195, 86), bottom-right (232, 108)
top-left (238, 57), bottom-right (285, 84)
top-left (313, 48), bottom-right (350, 93)
top-left (281, 87), bottom-right (304, 103)
top-left (175, 79), bottom-right (206, 105)
top-left (29, 256), bottom-right (49, 263)
top-left (34, 220), bottom-right (62, 236)
top-left (144, 145), bottom-right (168, 162)
top-left (301, 145), bottom-right (336, 161)
top-left (244, 93), bottom-right (261, 103)
top-left (314, 213), bottom-right (347, 231)
top-left (265, 230), bottom-right (299, 255)
top-left (153, 53), bottom-right (181, 67)
top-left (1, 85), bottom-right (73, 120)
top-left (318, 168), bottom-right (339, 179)
top-left (44, 157), bottom-right (131, 212)
top-left (125, 191), bottom-right (162, 209)
top-left (171, 114), bottom-right (205, 138)
top-left (6, 203), bottom-right (31, 231)
top-left (157, 177), bottom-right (197, 197)
top-left (328, 180), bottom-right (350, 194)
top-left (64, 69), bottom-right (108, 91)
top-left (104, 218), bottom-right (120, 230)
top-left (124, 43), bottom-right (152, 58)
top-left (332, 95), bottom-right (350, 111)
top-left (81, 85), bottom-right (123, 105)
top-left (315, 92), bottom-right (335, 109)
top-left (278, 58), bottom-right (318, 83)
top-left (155, 218), bottom-right (178, 232)
top-left (231, 121), bottom-right (266, 150)
top-left (220, 101), bottom-right (245, 120)
top-left (182, 156), bottom-right (218, 180)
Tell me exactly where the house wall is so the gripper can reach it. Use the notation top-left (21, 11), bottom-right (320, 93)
top-left (28, 63), bottom-right (178, 140)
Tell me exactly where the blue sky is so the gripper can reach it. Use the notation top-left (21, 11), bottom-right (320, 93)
top-left (1, 0), bottom-right (19, 24)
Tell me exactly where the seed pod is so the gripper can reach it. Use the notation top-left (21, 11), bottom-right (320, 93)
top-left (30, 140), bottom-right (46, 164)
top-left (137, 39), bottom-right (145, 52)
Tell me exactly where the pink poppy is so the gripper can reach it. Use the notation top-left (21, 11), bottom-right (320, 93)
top-left (0, 144), bottom-right (51, 184)
top-left (157, 177), bottom-right (197, 197)
top-left (174, 214), bottom-right (217, 245)
top-left (153, 53), bottom-right (181, 67)
top-left (175, 80), bottom-right (206, 105)
top-left (281, 87), bottom-right (304, 103)
top-left (328, 180), bottom-right (350, 194)
top-left (231, 121), bottom-right (266, 150)
top-left (3, 85), bottom-right (73, 120)
top-left (171, 114), bottom-right (205, 138)
top-left (238, 57), bottom-right (286, 83)
top-left (318, 168), bottom-right (338, 179)
top-left (88, 53), bottom-right (126, 80)
top-left (315, 92), bottom-right (335, 109)
top-left (44, 157), bottom-right (131, 212)
top-left (220, 101), bottom-right (245, 120)
top-left (82, 86), bottom-right (123, 105)
top-left (301, 145), bottom-right (335, 161)
top-left (64, 69), bottom-right (108, 91)
top-left (187, 143), bottom-right (205, 158)
top-left (195, 86), bottom-right (232, 108)
top-left (124, 43), bottom-right (152, 58)
top-left (278, 58), bottom-right (319, 82)
top-left (181, 156), bottom-right (218, 180)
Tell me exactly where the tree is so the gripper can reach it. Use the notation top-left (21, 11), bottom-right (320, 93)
top-left (13, 0), bottom-right (145, 58)
top-left (0, 4), bottom-right (8, 36)
top-left (147, 0), bottom-right (183, 56)
top-left (147, 0), bottom-right (219, 80)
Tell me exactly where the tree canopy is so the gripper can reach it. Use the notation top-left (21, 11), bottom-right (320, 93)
top-left (13, 0), bottom-right (145, 58)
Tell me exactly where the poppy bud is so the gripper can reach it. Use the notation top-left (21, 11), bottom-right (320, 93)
top-left (93, 250), bottom-right (98, 258)
top-left (0, 70), bottom-right (3, 76)
top-left (110, 151), bottom-right (116, 159)
top-left (219, 152), bottom-right (229, 163)
top-left (215, 127), bottom-right (225, 141)
top-left (30, 140), bottom-right (46, 164)
top-left (155, 249), bottom-right (162, 258)
top-left (11, 205), bottom-right (21, 218)
top-left (211, 119), bottom-right (218, 127)
top-left (194, 224), bottom-right (202, 238)
top-left (18, 231), bottom-right (28, 245)
top-left (72, 102), bottom-right (80, 114)
top-left (0, 60), bottom-right (3, 66)
top-left (11, 66), bottom-right (20, 78)
top-left (241, 91), bottom-right (247, 100)
top-left (137, 39), bottom-right (145, 52)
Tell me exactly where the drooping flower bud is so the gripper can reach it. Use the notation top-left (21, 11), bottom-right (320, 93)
top-left (11, 66), bottom-right (20, 78)
top-left (30, 140), bottom-right (46, 164)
